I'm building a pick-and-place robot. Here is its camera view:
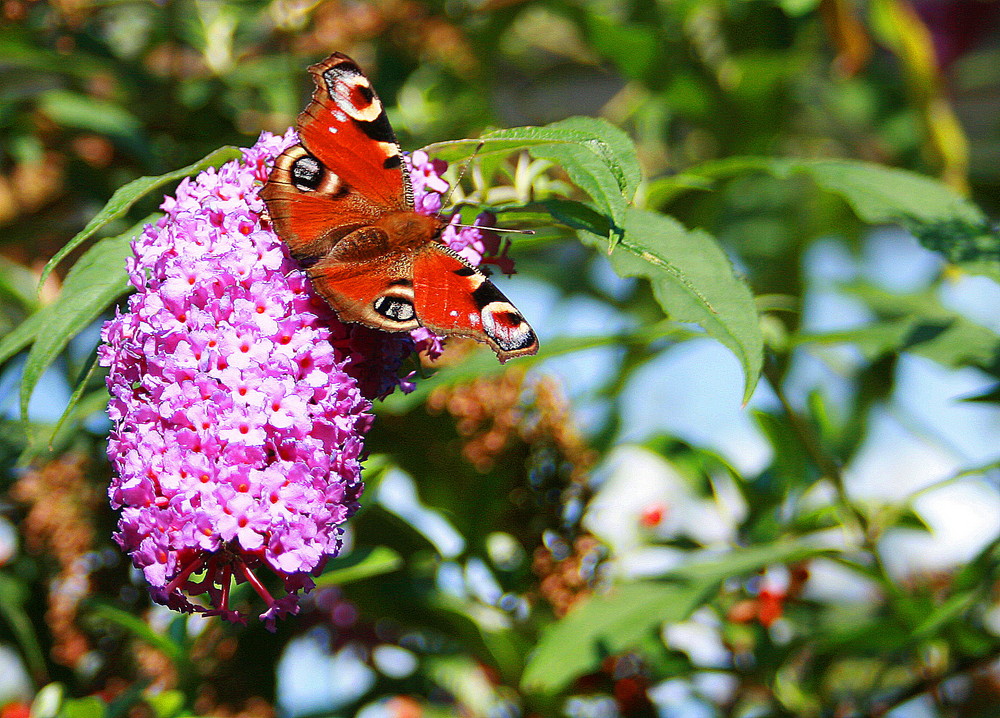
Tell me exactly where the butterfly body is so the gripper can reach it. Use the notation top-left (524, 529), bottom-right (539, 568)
top-left (263, 53), bottom-right (538, 362)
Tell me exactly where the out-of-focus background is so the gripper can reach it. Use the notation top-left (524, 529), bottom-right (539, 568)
top-left (1, 0), bottom-right (1000, 716)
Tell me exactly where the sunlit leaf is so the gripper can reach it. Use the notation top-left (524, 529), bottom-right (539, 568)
top-left (423, 120), bottom-right (640, 245)
top-left (522, 541), bottom-right (832, 693)
top-left (580, 208), bottom-right (763, 402)
top-left (60, 697), bottom-right (107, 718)
top-left (38, 146), bottom-right (240, 290)
top-left (19, 217), bottom-right (150, 421)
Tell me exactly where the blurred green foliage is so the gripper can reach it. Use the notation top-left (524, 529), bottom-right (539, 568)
top-left (2, 1), bottom-right (1000, 717)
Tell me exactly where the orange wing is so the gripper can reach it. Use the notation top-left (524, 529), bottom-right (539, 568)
top-left (262, 53), bottom-right (410, 261)
top-left (411, 244), bottom-right (538, 363)
top-left (298, 53), bottom-right (409, 212)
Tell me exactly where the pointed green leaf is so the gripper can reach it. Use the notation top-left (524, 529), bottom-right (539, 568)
top-left (0, 310), bottom-right (48, 367)
top-left (675, 157), bottom-right (1000, 281)
top-left (60, 697), bottom-right (107, 718)
top-left (38, 145), bottom-right (241, 290)
top-left (796, 283), bottom-right (1000, 370)
top-left (521, 582), bottom-right (704, 695)
top-left (522, 541), bottom-right (831, 694)
top-left (536, 117), bottom-right (642, 202)
top-left (0, 257), bottom-right (40, 313)
top-left (48, 359), bottom-right (105, 447)
top-left (580, 208), bottom-right (763, 402)
top-left (0, 574), bottom-right (47, 683)
top-left (38, 90), bottom-right (141, 141)
top-left (315, 546), bottom-right (403, 587)
top-left (377, 325), bottom-right (690, 415)
top-left (87, 603), bottom-right (184, 664)
top-left (19, 217), bottom-right (152, 420)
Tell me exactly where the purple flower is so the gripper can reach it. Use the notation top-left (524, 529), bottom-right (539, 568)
top-left (100, 131), bottom-right (506, 628)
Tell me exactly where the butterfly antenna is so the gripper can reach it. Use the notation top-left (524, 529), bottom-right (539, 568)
top-left (449, 223), bottom-right (535, 235)
top-left (442, 141), bottom-right (485, 210)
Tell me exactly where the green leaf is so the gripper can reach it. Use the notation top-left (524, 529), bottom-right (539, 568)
top-left (145, 691), bottom-right (184, 718)
top-left (521, 582), bottom-right (704, 694)
top-left (522, 540), bottom-right (831, 694)
top-left (19, 217), bottom-right (151, 421)
top-left (0, 257), bottom-right (40, 313)
top-left (87, 603), bottom-right (184, 664)
top-left (38, 90), bottom-right (141, 141)
top-left (377, 326), bottom-right (689, 415)
top-left (423, 656), bottom-right (498, 717)
top-left (14, 387), bottom-right (109, 465)
top-left (537, 117), bottom-right (642, 204)
top-left (432, 595), bottom-right (525, 683)
top-left (779, 159), bottom-right (983, 225)
top-left (667, 540), bottom-right (833, 587)
top-left (423, 120), bottom-right (640, 246)
top-left (538, 199), bottom-right (611, 237)
top-left (585, 15), bottom-right (659, 79)
top-left (314, 546), bottom-right (403, 587)
top-left (60, 697), bottom-right (107, 718)
top-left (774, 0), bottom-right (820, 16)
top-left (0, 573), bottom-right (47, 683)
top-left (49, 372), bottom-right (108, 449)
top-left (795, 283), bottom-right (1000, 370)
top-left (31, 684), bottom-right (64, 718)
top-left (38, 145), bottom-right (241, 290)
top-left (0, 310), bottom-right (48, 367)
top-left (674, 157), bottom-right (1000, 280)
top-left (580, 208), bottom-right (763, 403)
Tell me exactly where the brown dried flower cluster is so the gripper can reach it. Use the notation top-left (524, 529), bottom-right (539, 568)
top-left (11, 453), bottom-right (99, 666)
top-left (429, 369), bottom-right (604, 615)
top-left (426, 367), bottom-right (527, 472)
top-left (532, 534), bottom-right (603, 617)
top-left (520, 375), bottom-right (597, 487)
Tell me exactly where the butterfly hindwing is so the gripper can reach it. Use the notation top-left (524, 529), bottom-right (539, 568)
top-left (411, 244), bottom-right (538, 363)
top-left (307, 227), bottom-right (420, 331)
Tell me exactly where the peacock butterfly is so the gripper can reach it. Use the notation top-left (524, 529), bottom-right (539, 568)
top-left (262, 53), bottom-right (538, 363)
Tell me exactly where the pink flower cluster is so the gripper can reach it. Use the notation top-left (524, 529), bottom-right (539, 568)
top-left (99, 131), bottom-right (495, 627)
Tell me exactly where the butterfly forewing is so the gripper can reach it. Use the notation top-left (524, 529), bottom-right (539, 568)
top-left (300, 54), bottom-right (409, 211)
top-left (263, 144), bottom-right (386, 259)
top-left (411, 245), bottom-right (538, 363)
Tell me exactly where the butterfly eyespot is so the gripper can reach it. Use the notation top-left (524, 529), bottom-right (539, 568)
top-left (291, 155), bottom-right (323, 192)
top-left (480, 300), bottom-right (537, 353)
top-left (374, 296), bottom-right (415, 322)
